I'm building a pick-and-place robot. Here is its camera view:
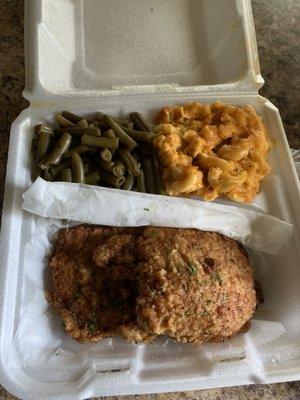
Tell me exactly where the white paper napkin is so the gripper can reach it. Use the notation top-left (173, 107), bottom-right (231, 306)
top-left (22, 178), bottom-right (293, 255)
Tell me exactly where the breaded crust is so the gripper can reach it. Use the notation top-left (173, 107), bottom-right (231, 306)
top-left (135, 227), bottom-right (257, 344)
top-left (47, 224), bottom-right (257, 345)
top-left (46, 224), bottom-right (153, 343)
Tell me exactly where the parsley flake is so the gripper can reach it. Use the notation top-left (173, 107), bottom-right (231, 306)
top-left (144, 208), bottom-right (150, 211)
top-left (201, 310), bottom-right (210, 317)
top-left (188, 264), bottom-right (197, 275)
top-left (87, 320), bottom-right (96, 332)
top-left (221, 293), bottom-right (228, 302)
top-left (212, 273), bottom-right (223, 284)
top-left (151, 231), bottom-right (158, 239)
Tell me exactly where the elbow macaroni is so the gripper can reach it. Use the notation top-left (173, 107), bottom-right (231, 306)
top-left (153, 102), bottom-right (271, 203)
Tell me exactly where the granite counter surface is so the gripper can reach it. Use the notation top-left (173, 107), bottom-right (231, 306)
top-left (0, 0), bottom-right (299, 399)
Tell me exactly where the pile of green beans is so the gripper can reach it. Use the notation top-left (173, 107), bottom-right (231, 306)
top-left (31, 110), bottom-right (164, 195)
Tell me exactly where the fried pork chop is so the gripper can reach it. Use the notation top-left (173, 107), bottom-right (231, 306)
top-left (47, 224), bottom-right (257, 345)
top-left (46, 224), bottom-right (153, 343)
top-left (135, 227), bottom-right (257, 344)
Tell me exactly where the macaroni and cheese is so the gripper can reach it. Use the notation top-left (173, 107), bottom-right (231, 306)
top-left (153, 102), bottom-right (271, 203)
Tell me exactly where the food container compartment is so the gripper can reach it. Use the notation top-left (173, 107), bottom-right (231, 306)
top-left (24, 0), bottom-right (262, 98)
top-left (0, 1), bottom-right (299, 399)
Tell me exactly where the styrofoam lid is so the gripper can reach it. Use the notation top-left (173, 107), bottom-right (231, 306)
top-left (24, 0), bottom-right (263, 100)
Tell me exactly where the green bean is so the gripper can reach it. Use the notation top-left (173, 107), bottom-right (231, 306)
top-left (127, 122), bottom-right (134, 130)
top-left (41, 168), bottom-right (49, 181)
top-left (103, 115), bottom-right (137, 151)
top-left (55, 127), bottom-right (101, 137)
top-left (31, 136), bottom-right (38, 158)
top-left (136, 168), bottom-right (146, 192)
top-left (122, 174), bottom-right (134, 190)
top-left (99, 148), bottom-right (113, 162)
top-left (36, 131), bottom-right (51, 162)
top-left (122, 127), bottom-right (155, 143)
top-left (43, 167), bottom-right (53, 181)
top-left (34, 125), bottom-right (54, 170)
top-left (83, 163), bottom-right (91, 174)
top-left (96, 120), bottom-right (107, 131)
top-left (152, 156), bottom-right (164, 195)
top-left (77, 119), bottom-right (89, 127)
top-left (142, 158), bottom-right (156, 194)
top-left (32, 110), bottom-right (156, 192)
top-left (102, 129), bottom-right (116, 138)
top-left (130, 112), bottom-right (151, 132)
top-left (62, 111), bottom-right (93, 124)
top-left (34, 124), bottom-right (53, 135)
top-left (94, 112), bottom-right (105, 122)
top-left (117, 148), bottom-right (140, 176)
top-left (112, 161), bottom-right (125, 177)
top-left (61, 111), bottom-right (82, 123)
top-left (97, 158), bottom-right (114, 172)
top-left (39, 132), bottom-right (72, 170)
top-left (100, 169), bottom-right (125, 187)
top-left (63, 145), bottom-right (90, 159)
top-left (117, 120), bottom-right (131, 128)
top-left (57, 114), bottom-right (76, 128)
top-left (102, 130), bottom-right (116, 155)
top-left (95, 112), bottom-right (130, 127)
top-left (72, 152), bottom-right (85, 183)
top-left (81, 134), bottom-right (119, 149)
top-left (61, 168), bottom-right (72, 182)
top-left (85, 169), bottom-right (101, 184)
top-left (89, 121), bottom-right (99, 128)
top-left (44, 159), bottom-right (72, 181)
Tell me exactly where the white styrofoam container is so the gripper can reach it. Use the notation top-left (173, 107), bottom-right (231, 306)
top-left (0, 1), bottom-right (299, 399)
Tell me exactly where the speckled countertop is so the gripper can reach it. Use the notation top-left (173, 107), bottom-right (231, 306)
top-left (0, 0), bottom-right (299, 399)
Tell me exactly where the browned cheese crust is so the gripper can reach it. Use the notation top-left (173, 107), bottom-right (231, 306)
top-left (135, 227), bottom-right (257, 344)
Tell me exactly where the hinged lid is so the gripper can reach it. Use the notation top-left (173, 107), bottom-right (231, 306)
top-left (24, 0), bottom-right (263, 101)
